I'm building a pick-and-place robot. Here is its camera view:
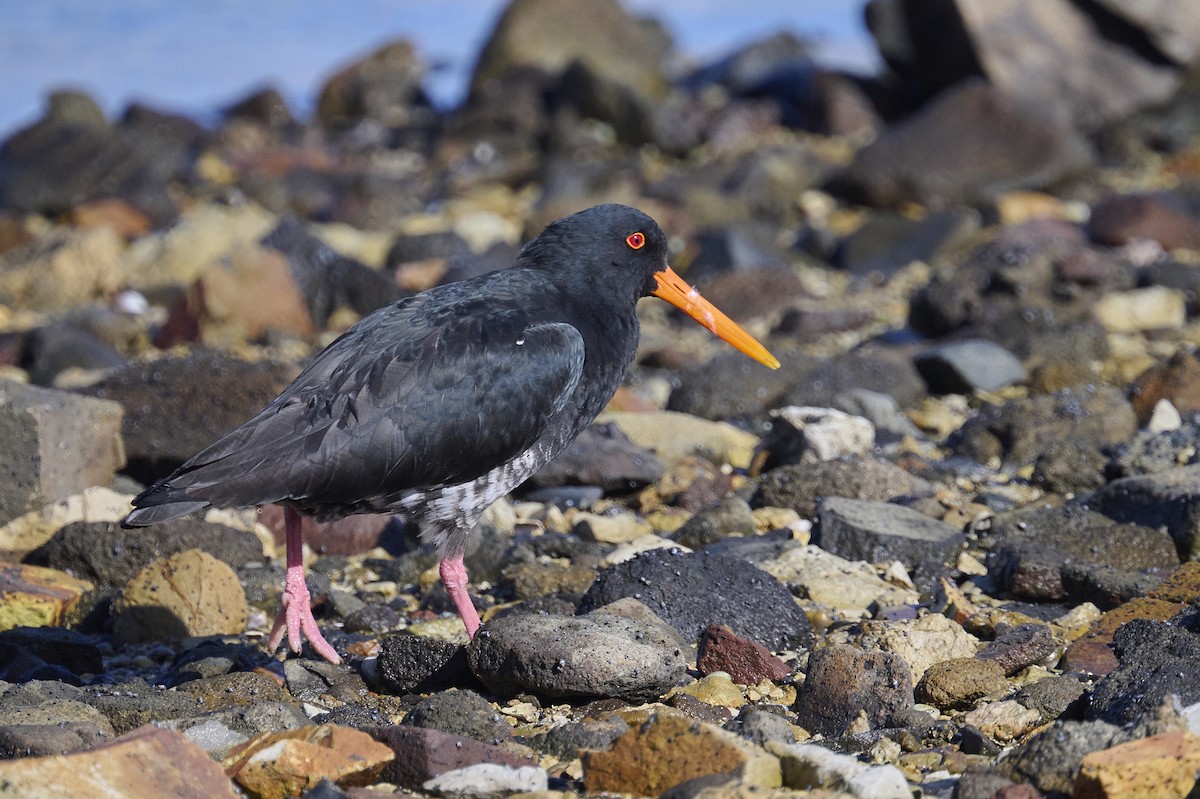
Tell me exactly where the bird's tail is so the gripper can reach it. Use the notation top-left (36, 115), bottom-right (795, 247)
top-left (122, 481), bottom-right (212, 528)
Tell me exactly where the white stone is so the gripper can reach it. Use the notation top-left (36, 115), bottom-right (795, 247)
top-left (423, 764), bottom-right (548, 798)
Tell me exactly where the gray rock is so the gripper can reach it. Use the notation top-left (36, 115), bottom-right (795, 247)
top-left (1108, 419), bottom-right (1200, 478)
top-left (1016, 676), bottom-right (1088, 724)
top-left (833, 79), bottom-right (1093, 208)
top-left (914, 339), bottom-right (1027, 395)
top-left (999, 719), bottom-right (1129, 795)
top-left (528, 421), bottom-right (663, 492)
top-left (949, 383), bottom-right (1136, 468)
top-left (753, 455), bottom-right (931, 519)
top-left (423, 763), bottom-right (548, 799)
top-left (837, 209), bottom-right (980, 278)
top-left (77, 679), bottom-right (205, 735)
top-left (468, 611), bottom-right (686, 703)
top-left (814, 497), bottom-right (965, 593)
top-left (794, 644), bottom-right (914, 737)
top-left (79, 351), bottom-right (296, 485)
top-left (724, 706), bottom-right (797, 747)
top-left (168, 701), bottom-right (313, 758)
top-left (1089, 462), bottom-right (1200, 560)
top-left (529, 715), bottom-right (629, 761)
top-left (0, 721), bottom-right (111, 758)
top-left (578, 548), bottom-right (813, 651)
top-left (978, 623), bottom-right (1059, 676)
top-left (672, 496), bottom-right (756, 550)
top-left (315, 40), bottom-right (430, 128)
top-left (27, 518), bottom-right (264, 588)
top-left (400, 689), bottom-right (512, 745)
top-left (0, 381), bottom-right (124, 525)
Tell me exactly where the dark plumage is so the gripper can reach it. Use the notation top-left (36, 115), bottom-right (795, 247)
top-left (124, 204), bottom-right (778, 663)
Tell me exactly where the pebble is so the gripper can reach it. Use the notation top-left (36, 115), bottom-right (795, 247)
top-left (110, 549), bottom-right (249, 644)
top-left (467, 610), bottom-right (686, 703)
top-left (582, 712), bottom-right (782, 796)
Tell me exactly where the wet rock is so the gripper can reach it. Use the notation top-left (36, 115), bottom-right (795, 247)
top-left (753, 455), bottom-right (931, 519)
top-left (79, 351), bottom-right (296, 485)
top-left (400, 689), bottom-right (511, 744)
top-left (836, 208), bottom-right (980, 279)
top-left (948, 384), bottom-right (1136, 467)
top-left (582, 712), bottom-right (782, 795)
top-left (914, 339), bottom-right (1027, 395)
top-left (27, 517), bottom-right (263, 588)
top-left (376, 634), bottom-right (473, 695)
top-left (1075, 729), bottom-right (1200, 799)
top-left (471, 0), bottom-right (670, 105)
top-left (468, 609), bottom-right (686, 702)
top-left (794, 644), bottom-right (914, 737)
top-left (578, 548), bottom-right (813, 651)
top-left (316, 40), bottom-right (431, 128)
top-left (261, 215), bottom-right (407, 328)
top-left (916, 658), bottom-right (1007, 711)
top-left (697, 625), bottom-right (791, 685)
top-left (814, 497), bottom-right (964, 594)
top-left (760, 544), bottom-right (920, 617)
top-left (1087, 617), bottom-right (1200, 727)
top-left (0, 725), bottom-right (238, 797)
top-left (110, 549), bottom-right (249, 644)
top-left (0, 563), bottom-right (94, 632)
top-left (223, 724), bottom-right (394, 799)
top-left (832, 79), bottom-right (1092, 208)
top-left (0, 381), bottom-right (124, 525)
top-left (1088, 192), bottom-right (1200, 250)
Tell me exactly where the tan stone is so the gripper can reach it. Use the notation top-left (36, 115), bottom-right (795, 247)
top-left (962, 700), bottom-right (1041, 744)
top-left (1094, 287), bottom-right (1186, 332)
top-left (0, 561), bottom-right (93, 630)
top-left (0, 226), bottom-right (126, 311)
top-left (0, 487), bottom-right (134, 556)
top-left (856, 614), bottom-right (980, 681)
top-left (1075, 730), bottom-right (1200, 799)
top-left (111, 549), bottom-right (248, 643)
top-left (583, 711), bottom-right (781, 795)
top-left (223, 724), bottom-right (395, 799)
top-left (597, 410), bottom-right (759, 469)
top-left (0, 724), bottom-right (238, 798)
top-left (572, 510), bottom-right (653, 544)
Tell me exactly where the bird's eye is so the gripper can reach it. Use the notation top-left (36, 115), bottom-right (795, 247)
top-left (626, 232), bottom-right (646, 250)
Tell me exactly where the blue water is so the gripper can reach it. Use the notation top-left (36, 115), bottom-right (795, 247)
top-left (0, 1), bottom-right (876, 138)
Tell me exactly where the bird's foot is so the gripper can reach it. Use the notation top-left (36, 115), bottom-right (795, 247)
top-left (266, 563), bottom-right (342, 664)
top-left (440, 555), bottom-right (481, 638)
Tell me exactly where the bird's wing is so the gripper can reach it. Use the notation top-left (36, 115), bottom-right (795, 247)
top-left (132, 296), bottom-right (585, 513)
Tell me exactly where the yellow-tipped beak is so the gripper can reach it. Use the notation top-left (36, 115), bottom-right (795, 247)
top-left (651, 266), bottom-right (780, 369)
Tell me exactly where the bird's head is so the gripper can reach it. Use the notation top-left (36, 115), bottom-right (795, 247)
top-left (523, 203), bottom-right (780, 369)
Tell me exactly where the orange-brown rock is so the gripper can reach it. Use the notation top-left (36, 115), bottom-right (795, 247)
top-left (223, 724), bottom-right (394, 799)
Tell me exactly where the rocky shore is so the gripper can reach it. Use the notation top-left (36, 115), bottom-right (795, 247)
top-left (3, 0), bottom-right (1200, 797)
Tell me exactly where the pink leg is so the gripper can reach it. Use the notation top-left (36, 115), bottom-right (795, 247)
top-left (266, 507), bottom-right (341, 664)
top-left (439, 555), bottom-right (481, 638)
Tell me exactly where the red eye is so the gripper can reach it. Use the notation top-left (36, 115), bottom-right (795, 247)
top-left (626, 231), bottom-right (646, 250)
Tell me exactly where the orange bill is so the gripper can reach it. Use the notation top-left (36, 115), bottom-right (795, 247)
top-left (651, 265), bottom-right (781, 369)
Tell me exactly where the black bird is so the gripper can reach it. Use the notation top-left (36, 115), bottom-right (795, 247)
top-left (124, 204), bottom-right (779, 664)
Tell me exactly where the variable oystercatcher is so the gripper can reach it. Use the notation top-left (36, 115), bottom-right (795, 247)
top-left (124, 204), bottom-right (778, 664)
